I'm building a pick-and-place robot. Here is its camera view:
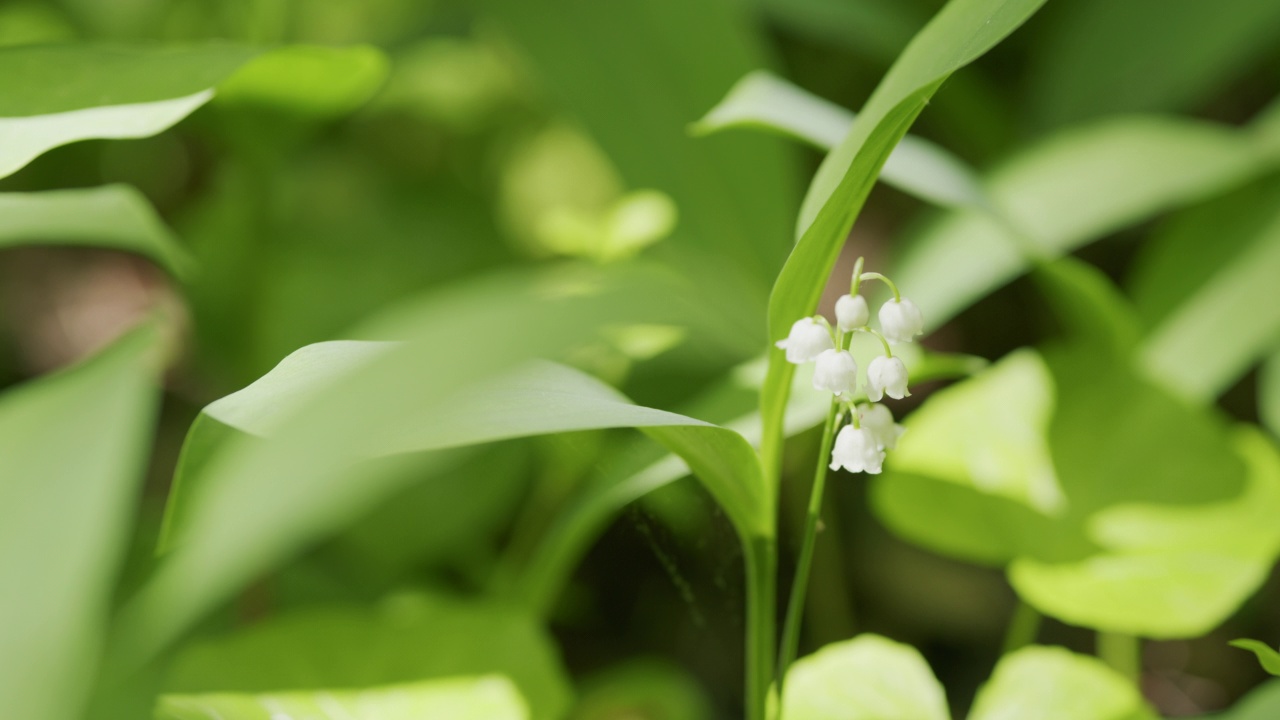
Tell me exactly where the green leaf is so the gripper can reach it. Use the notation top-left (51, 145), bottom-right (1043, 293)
top-left (1010, 426), bottom-right (1280, 637)
top-left (760, 0), bottom-right (1045, 482)
top-left (1027, 0), bottom-right (1280, 129)
top-left (1138, 205), bottom-right (1280, 402)
top-left (0, 44), bottom-right (255, 179)
top-left (117, 266), bottom-right (766, 667)
top-left (518, 344), bottom-right (984, 613)
top-left (0, 43), bottom-right (389, 179)
top-left (968, 646), bottom-right (1155, 720)
top-left (894, 116), bottom-right (1278, 332)
top-left (156, 676), bottom-right (528, 720)
top-left (692, 71), bottom-right (985, 208)
top-left (1230, 640), bottom-right (1280, 677)
top-left (780, 634), bottom-right (948, 720)
top-left (1208, 681), bottom-right (1280, 720)
top-left (163, 594), bottom-right (564, 720)
top-left (0, 185), bottom-right (192, 277)
top-left (0, 325), bottom-right (160, 720)
top-left (0, 45), bottom-right (258, 116)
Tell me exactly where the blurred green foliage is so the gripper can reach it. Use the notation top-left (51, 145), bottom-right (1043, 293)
top-left (2, 0), bottom-right (1280, 718)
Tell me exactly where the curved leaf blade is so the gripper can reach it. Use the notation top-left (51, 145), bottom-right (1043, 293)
top-left (0, 325), bottom-right (160, 720)
top-left (969, 645), bottom-right (1155, 720)
top-left (0, 185), bottom-right (192, 277)
top-left (693, 71), bottom-right (984, 208)
top-left (1230, 640), bottom-right (1280, 677)
top-left (780, 634), bottom-right (948, 720)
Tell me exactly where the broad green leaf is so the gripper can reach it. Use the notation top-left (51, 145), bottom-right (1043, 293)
top-left (872, 350), bottom-right (1092, 567)
top-left (894, 116), bottom-right (1279, 332)
top-left (1010, 427), bottom-right (1280, 637)
top-left (760, 0), bottom-right (1045, 482)
top-left (0, 91), bottom-right (211, 180)
top-left (0, 44), bottom-right (254, 179)
top-left (0, 325), bottom-right (160, 720)
top-left (692, 71), bottom-right (985, 208)
top-left (0, 185), bottom-right (192, 277)
top-left (489, 0), bottom-right (797, 324)
top-left (117, 266), bottom-right (764, 666)
top-left (0, 44), bottom-right (389, 179)
top-left (163, 594), bottom-right (565, 720)
top-left (968, 646), bottom-right (1155, 720)
top-left (1027, 0), bottom-right (1280, 129)
top-left (1208, 682), bottom-right (1280, 720)
top-left (1139, 206), bottom-right (1280, 402)
top-left (780, 634), bottom-right (948, 720)
top-left (0, 45), bottom-right (258, 116)
top-left (517, 344), bottom-right (984, 613)
top-left (156, 676), bottom-right (527, 720)
top-left (1230, 640), bottom-right (1280, 677)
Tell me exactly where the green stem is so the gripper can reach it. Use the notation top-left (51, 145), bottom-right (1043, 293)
top-left (849, 256), bottom-right (865, 295)
top-left (857, 272), bottom-right (900, 301)
top-left (1001, 600), bottom-right (1041, 654)
top-left (776, 399), bottom-right (842, 703)
top-left (1097, 632), bottom-right (1141, 686)
top-left (856, 327), bottom-right (893, 357)
top-left (744, 534), bottom-right (778, 720)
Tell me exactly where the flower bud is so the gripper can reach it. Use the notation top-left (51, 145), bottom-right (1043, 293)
top-left (812, 349), bottom-right (858, 396)
top-left (775, 317), bottom-right (834, 364)
top-left (857, 402), bottom-right (905, 450)
top-left (829, 425), bottom-right (885, 474)
top-left (866, 355), bottom-right (910, 402)
top-left (878, 297), bottom-right (924, 344)
top-left (835, 294), bottom-right (870, 331)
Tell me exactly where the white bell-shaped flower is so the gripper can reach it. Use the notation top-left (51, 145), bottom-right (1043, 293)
top-left (857, 402), bottom-right (905, 450)
top-left (835, 294), bottom-right (870, 331)
top-left (775, 317), bottom-right (834, 364)
top-left (829, 425), bottom-right (885, 474)
top-left (813, 349), bottom-right (858, 396)
top-left (879, 297), bottom-right (924, 344)
top-left (866, 355), bottom-right (910, 402)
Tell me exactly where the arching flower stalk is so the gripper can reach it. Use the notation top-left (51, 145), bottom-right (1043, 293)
top-left (774, 257), bottom-right (921, 696)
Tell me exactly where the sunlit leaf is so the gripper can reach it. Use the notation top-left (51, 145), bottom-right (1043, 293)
top-left (163, 594), bottom-right (565, 720)
top-left (759, 0), bottom-right (1045, 484)
top-left (156, 675), bottom-right (527, 720)
top-left (1010, 427), bottom-right (1280, 637)
top-left (968, 646), bottom-right (1155, 720)
top-left (0, 325), bottom-right (160, 720)
top-left (1230, 640), bottom-right (1280, 677)
top-left (118, 266), bottom-right (765, 667)
top-left (692, 71), bottom-right (984, 208)
top-left (0, 185), bottom-right (191, 277)
top-left (780, 634), bottom-right (948, 720)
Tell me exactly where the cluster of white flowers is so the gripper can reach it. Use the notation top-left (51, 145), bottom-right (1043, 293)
top-left (774, 262), bottom-right (924, 475)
